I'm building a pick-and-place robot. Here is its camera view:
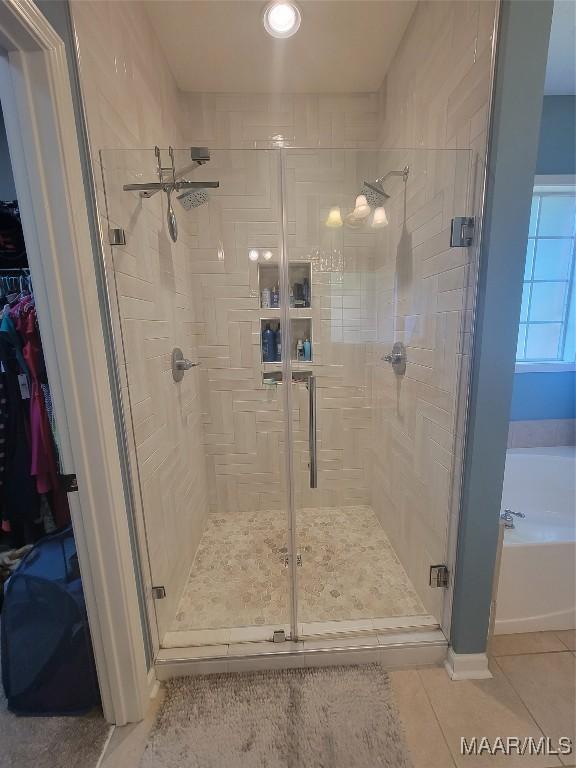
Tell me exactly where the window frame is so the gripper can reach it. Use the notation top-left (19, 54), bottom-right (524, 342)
top-left (516, 178), bottom-right (576, 366)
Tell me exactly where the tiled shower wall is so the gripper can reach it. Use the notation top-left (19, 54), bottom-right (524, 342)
top-left (183, 148), bottom-right (374, 514)
top-left (72, 1), bottom-right (209, 638)
top-left (370, 0), bottom-right (497, 618)
top-left (179, 92), bottom-right (379, 149)
top-left (179, 94), bottom-right (381, 513)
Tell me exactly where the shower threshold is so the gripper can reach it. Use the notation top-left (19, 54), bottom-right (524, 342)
top-left (162, 613), bottom-right (439, 649)
top-left (155, 621), bottom-right (447, 679)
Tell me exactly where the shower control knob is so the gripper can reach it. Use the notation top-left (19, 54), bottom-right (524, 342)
top-left (175, 358), bottom-right (199, 371)
top-left (172, 347), bottom-right (200, 382)
top-left (382, 342), bottom-right (407, 376)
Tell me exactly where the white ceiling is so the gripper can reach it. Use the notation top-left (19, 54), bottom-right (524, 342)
top-left (144, 1), bottom-right (417, 94)
top-left (545, 0), bottom-right (576, 95)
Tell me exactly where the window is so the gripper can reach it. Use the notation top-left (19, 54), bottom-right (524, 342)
top-left (517, 188), bottom-right (576, 362)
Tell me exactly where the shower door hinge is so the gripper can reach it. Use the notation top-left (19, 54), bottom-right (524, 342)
top-left (450, 217), bottom-right (475, 247)
top-left (109, 227), bottom-right (126, 246)
top-left (60, 473), bottom-right (78, 493)
top-left (429, 565), bottom-right (450, 588)
top-left (152, 585), bottom-right (166, 599)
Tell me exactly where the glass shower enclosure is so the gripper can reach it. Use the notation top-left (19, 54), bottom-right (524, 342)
top-left (100, 146), bottom-right (473, 654)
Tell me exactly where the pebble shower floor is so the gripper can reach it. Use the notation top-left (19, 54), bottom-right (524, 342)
top-left (169, 505), bottom-right (426, 633)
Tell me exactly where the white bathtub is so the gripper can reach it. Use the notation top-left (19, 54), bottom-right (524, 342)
top-left (495, 447), bottom-right (576, 635)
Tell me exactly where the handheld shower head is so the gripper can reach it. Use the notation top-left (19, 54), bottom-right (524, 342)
top-left (176, 179), bottom-right (219, 210)
top-left (122, 146), bottom-right (220, 243)
top-left (177, 189), bottom-right (209, 210)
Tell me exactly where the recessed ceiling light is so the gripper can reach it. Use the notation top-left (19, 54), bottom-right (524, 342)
top-left (263, 1), bottom-right (301, 39)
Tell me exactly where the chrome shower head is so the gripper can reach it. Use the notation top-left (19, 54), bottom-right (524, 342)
top-left (176, 189), bottom-right (209, 210)
top-left (360, 166), bottom-right (409, 208)
top-left (360, 180), bottom-right (390, 208)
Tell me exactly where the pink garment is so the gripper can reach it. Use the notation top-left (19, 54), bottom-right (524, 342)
top-left (11, 300), bottom-right (69, 527)
top-left (14, 300), bottom-right (55, 494)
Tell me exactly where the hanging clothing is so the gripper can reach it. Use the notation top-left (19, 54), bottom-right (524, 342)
top-left (0, 320), bottom-right (41, 529)
top-left (0, 286), bottom-right (70, 542)
top-left (16, 298), bottom-right (56, 495)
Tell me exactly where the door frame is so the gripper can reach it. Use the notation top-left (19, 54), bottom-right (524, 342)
top-left (0, 0), bottom-right (151, 724)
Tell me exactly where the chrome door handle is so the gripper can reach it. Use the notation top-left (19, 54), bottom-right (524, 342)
top-left (308, 374), bottom-right (317, 489)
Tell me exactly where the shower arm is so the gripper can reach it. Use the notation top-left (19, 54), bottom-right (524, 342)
top-left (375, 165), bottom-right (410, 187)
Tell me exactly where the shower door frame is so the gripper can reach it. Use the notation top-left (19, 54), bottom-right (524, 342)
top-left (278, 151), bottom-right (301, 642)
top-left (105, 144), bottom-right (479, 651)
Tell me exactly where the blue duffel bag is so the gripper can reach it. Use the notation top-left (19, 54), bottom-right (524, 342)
top-left (1, 526), bottom-right (100, 715)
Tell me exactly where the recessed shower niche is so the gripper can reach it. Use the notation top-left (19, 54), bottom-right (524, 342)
top-left (259, 261), bottom-right (313, 363)
top-left (258, 261), bottom-right (312, 309)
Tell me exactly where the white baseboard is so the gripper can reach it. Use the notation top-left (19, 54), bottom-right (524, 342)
top-left (444, 648), bottom-right (492, 680)
top-left (147, 666), bottom-right (160, 699)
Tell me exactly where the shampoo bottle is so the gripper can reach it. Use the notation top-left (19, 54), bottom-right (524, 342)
top-left (275, 325), bottom-right (282, 362)
top-left (303, 338), bottom-right (311, 361)
top-left (302, 277), bottom-right (310, 307)
top-left (262, 324), bottom-right (275, 362)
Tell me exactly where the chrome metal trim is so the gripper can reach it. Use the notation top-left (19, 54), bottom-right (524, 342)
top-left (155, 638), bottom-right (448, 667)
top-left (123, 180), bottom-right (219, 195)
top-left (172, 347), bottom-right (200, 382)
top-left (450, 216), bottom-right (475, 247)
top-left (383, 341), bottom-right (407, 376)
top-left (278, 148), bottom-right (300, 643)
top-left (308, 374), bottom-right (317, 488)
top-left (108, 227), bottom-right (126, 246)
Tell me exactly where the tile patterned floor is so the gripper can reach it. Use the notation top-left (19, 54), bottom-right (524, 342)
top-left (99, 630), bottom-right (576, 768)
top-left (394, 631), bottom-right (576, 768)
top-left (169, 506), bottom-right (427, 632)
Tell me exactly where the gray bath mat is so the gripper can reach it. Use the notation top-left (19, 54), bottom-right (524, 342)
top-left (140, 664), bottom-right (412, 768)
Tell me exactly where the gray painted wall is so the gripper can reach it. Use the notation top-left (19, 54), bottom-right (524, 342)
top-left (0, 105), bottom-right (16, 200)
top-left (450, 0), bottom-right (554, 655)
top-left (536, 95), bottom-right (576, 175)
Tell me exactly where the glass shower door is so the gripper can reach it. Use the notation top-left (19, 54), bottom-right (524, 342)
top-left (100, 148), bottom-right (295, 648)
top-left (100, 145), bottom-right (473, 649)
top-left (284, 148), bottom-right (473, 636)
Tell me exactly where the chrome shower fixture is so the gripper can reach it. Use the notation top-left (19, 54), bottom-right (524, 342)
top-left (361, 165), bottom-right (410, 207)
top-left (123, 146), bottom-right (219, 243)
top-left (177, 188), bottom-right (209, 210)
